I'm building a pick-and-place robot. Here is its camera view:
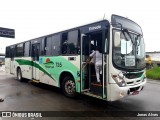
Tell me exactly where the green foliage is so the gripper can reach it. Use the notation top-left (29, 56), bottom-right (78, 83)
top-left (146, 65), bottom-right (160, 80)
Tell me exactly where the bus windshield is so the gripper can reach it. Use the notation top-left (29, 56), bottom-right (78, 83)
top-left (111, 14), bottom-right (143, 35)
top-left (113, 29), bottom-right (145, 71)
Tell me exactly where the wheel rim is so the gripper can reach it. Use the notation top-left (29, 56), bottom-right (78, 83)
top-left (65, 80), bottom-right (76, 95)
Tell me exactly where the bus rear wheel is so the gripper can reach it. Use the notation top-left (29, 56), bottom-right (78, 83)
top-left (17, 68), bottom-right (23, 82)
top-left (62, 76), bottom-right (77, 98)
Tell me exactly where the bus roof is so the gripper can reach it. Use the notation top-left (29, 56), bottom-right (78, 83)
top-left (6, 19), bottom-right (110, 47)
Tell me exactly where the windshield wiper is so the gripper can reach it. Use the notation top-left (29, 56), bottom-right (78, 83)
top-left (122, 29), bottom-right (133, 44)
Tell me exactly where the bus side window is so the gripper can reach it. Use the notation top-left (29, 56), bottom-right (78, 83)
top-left (16, 44), bottom-right (24, 57)
top-left (46, 36), bottom-right (52, 56)
top-left (10, 46), bottom-right (15, 59)
top-left (5, 47), bottom-right (10, 58)
top-left (61, 33), bottom-right (68, 54)
top-left (52, 34), bottom-right (61, 56)
top-left (68, 30), bottom-right (79, 55)
top-left (31, 45), bottom-right (36, 58)
top-left (36, 45), bottom-right (40, 61)
top-left (41, 38), bottom-right (45, 56)
top-left (24, 42), bottom-right (30, 57)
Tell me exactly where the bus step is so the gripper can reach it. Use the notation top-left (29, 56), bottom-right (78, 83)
top-left (90, 83), bottom-right (106, 96)
top-left (32, 79), bottom-right (40, 83)
top-left (83, 92), bottom-right (102, 99)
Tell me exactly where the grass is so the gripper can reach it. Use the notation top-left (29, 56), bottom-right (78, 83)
top-left (146, 65), bottom-right (160, 80)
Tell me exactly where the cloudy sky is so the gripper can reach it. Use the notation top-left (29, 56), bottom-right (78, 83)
top-left (0, 0), bottom-right (159, 53)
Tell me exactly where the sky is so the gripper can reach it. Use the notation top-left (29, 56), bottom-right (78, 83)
top-left (0, 0), bottom-right (159, 53)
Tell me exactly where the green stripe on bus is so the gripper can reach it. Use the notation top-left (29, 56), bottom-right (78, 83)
top-left (15, 59), bottom-right (56, 81)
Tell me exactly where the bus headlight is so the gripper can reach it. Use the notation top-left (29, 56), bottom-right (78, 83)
top-left (111, 74), bottom-right (126, 87)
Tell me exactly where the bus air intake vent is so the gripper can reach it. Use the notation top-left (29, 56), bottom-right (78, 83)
top-left (130, 86), bottom-right (140, 92)
top-left (124, 72), bottom-right (143, 79)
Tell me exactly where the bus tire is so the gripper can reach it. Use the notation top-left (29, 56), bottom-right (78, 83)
top-left (62, 76), bottom-right (77, 98)
top-left (17, 68), bottom-right (23, 82)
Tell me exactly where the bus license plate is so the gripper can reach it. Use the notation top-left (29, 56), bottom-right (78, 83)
top-left (132, 91), bottom-right (139, 95)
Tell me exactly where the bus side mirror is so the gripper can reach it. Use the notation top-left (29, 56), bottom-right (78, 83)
top-left (114, 32), bottom-right (121, 47)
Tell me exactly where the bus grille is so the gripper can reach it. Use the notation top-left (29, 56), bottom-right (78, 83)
top-left (130, 86), bottom-right (140, 92)
top-left (124, 72), bottom-right (143, 79)
top-left (127, 79), bottom-right (142, 85)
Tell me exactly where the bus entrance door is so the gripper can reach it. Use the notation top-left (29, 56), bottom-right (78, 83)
top-left (32, 43), bottom-right (40, 81)
top-left (81, 30), bottom-right (107, 99)
top-left (81, 34), bottom-right (90, 92)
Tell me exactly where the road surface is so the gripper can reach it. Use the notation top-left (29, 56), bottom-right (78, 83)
top-left (0, 68), bottom-right (160, 120)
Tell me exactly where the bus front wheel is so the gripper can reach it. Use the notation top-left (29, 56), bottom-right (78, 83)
top-left (62, 76), bottom-right (77, 97)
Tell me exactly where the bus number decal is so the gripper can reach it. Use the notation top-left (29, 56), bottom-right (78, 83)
top-left (56, 62), bottom-right (62, 67)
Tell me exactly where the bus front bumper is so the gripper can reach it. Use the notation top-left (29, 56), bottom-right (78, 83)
top-left (109, 79), bottom-right (147, 101)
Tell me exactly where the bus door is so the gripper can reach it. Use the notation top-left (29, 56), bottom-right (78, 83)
top-left (81, 34), bottom-right (90, 92)
top-left (10, 46), bottom-right (15, 74)
top-left (81, 30), bottom-right (107, 99)
top-left (31, 43), bottom-right (40, 80)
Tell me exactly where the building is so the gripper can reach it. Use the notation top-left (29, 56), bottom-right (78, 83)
top-left (146, 51), bottom-right (160, 65)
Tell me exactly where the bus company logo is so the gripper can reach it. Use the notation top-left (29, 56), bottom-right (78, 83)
top-left (46, 58), bottom-right (50, 63)
top-left (89, 25), bottom-right (101, 31)
top-left (44, 58), bottom-right (54, 68)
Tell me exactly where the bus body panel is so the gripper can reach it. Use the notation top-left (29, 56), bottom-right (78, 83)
top-left (5, 58), bottom-right (11, 73)
top-left (107, 25), bottom-right (146, 101)
top-left (14, 57), bottom-right (32, 80)
top-left (10, 60), bottom-right (14, 74)
top-left (39, 56), bottom-right (80, 92)
top-left (5, 15), bottom-right (146, 101)
top-left (109, 79), bottom-right (146, 101)
top-left (13, 56), bottom-right (81, 93)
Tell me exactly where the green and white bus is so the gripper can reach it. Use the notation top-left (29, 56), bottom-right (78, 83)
top-left (5, 14), bottom-right (146, 101)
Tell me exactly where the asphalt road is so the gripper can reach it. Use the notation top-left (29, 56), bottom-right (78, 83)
top-left (0, 68), bottom-right (160, 120)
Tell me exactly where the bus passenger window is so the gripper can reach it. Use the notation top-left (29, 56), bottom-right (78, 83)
top-left (46, 37), bottom-right (52, 56)
top-left (16, 44), bottom-right (24, 57)
top-left (36, 45), bottom-right (40, 61)
top-left (5, 47), bottom-right (10, 58)
top-left (68, 30), bottom-right (79, 54)
top-left (61, 33), bottom-right (68, 54)
top-left (41, 38), bottom-right (46, 55)
top-left (52, 35), bottom-right (61, 56)
top-left (24, 42), bottom-right (30, 57)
